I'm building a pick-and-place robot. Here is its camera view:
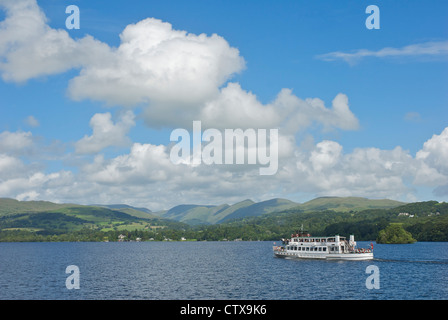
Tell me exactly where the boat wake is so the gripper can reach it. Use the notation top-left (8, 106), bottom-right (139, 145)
top-left (374, 258), bottom-right (448, 265)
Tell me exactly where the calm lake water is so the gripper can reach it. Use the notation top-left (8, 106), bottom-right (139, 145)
top-left (0, 241), bottom-right (447, 300)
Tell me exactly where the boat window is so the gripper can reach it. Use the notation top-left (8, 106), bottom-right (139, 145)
top-left (323, 247), bottom-right (326, 251)
top-left (318, 247), bottom-right (322, 251)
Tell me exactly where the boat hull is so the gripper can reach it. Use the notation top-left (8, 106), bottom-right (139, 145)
top-left (273, 251), bottom-right (373, 261)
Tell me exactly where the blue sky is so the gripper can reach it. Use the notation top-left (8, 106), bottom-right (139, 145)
top-left (0, 0), bottom-right (447, 209)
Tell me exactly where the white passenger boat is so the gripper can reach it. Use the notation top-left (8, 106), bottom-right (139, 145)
top-left (273, 231), bottom-right (373, 261)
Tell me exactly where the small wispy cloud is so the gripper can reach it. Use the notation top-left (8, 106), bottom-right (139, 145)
top-left (316, 40), bottom-right (448, 65)
top-left (25, 115), bottom-right (39, 127)
top-left (404, 112), bottom-right (422, 123)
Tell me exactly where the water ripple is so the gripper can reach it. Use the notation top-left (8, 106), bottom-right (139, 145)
top-left (0, 241), bottom-right (447, 300)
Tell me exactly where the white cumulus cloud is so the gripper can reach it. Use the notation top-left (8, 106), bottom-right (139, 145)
top-left (0, 131), bottom-right (33, 153)
top-left (416, 127), bottom-right (448, 175)
top-left (75, 111), bottom-right (136, 154)
top-left (0, 0), bottom-right (109, 82)
top-left (68, 17), bottom-right (245, 110)
top-left (414, 127), bottom-right (448, 189)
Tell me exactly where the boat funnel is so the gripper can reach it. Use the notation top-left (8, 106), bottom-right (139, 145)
top-left (349, 235), bottom-right (356, 246)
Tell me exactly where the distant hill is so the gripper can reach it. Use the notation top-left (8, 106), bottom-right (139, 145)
top-left (0, 198), bottom-right (75, 216)
top-left (90, 204), bottom-right (156, 219)
top-left (0, 198), bottom-right (185, 234)
top-left (158, 202), bottom-right (251, 225)
top-left (1, 197), bottom-right (445, 242)
top-left (152, 196), bottom-right (406, 225)
top-left (296, 197), bottom-right (406, 213)
top-left (92, 204), bottom-right (152, 213)
top-left (218, 198), bottom-right (299, 223)
top-left (211, 200), bottom-right (255, 224)
top-left (0, 196), bottom-right (407, 232)
top-left (153, 198), bottom-right (299, 225)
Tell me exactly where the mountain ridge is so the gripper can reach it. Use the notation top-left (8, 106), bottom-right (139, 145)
top-left (151, 196), bottom-right (406, 225)
top-left (0, 196), bottom-right (407, 229)
top-left (297, 196), bottom-right (406, 213)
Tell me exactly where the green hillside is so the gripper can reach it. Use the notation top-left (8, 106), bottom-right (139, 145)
top-left (297, 197), bottom-right (406, 212)
top-left (217, 198), bottom-right (298, 223)
top-left (0, 196), bottom-right (407, 233)
top-left (153, 198), bottom-right (298, 225)
top-left (155, 202), bottom-right (253, 225)
top-left (0, 198), bottom-right (186, 235)
top-left (192, 200), bottom-right (448, 242)
top-left (152, 196), bottom-right (405, 225)
top-left (92, 204), bottom-right (157, 219)
top-left (211, 200), bottom-right (255, 224)
top-left (0, 198), bottom-right (74, 216)
top-left (1, 198), bottom-right (446, 242)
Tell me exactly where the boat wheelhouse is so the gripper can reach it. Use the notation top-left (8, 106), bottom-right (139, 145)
top-left (273, 231), bottom-right (373, 261)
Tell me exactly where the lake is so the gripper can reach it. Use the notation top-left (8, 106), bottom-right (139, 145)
top-left (0, 241), bottom-right (447, 300)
